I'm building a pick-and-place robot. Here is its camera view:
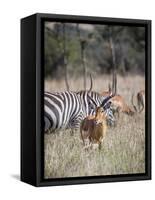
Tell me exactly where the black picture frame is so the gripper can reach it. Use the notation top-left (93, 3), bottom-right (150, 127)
top-left (21, 13), bottom-right (151, 187)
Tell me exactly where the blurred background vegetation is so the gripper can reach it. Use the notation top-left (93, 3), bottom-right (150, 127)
top-left (44, 22), bottom-right (145, 80)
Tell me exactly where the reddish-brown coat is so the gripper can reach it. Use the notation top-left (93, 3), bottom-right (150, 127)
top-left (101, 91), bottom-right (134, 115)
top-left (80, 107), bottom-right (107, 150)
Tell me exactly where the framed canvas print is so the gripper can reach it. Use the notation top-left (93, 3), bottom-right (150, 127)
top-left (21, 13), bottom-right (151, 187)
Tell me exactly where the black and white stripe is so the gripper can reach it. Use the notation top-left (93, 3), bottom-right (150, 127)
top-left (44, 90), bottom-right (115, 132)
top-left (44, 91), bottom-right (83, 132)
top-left (77, 91), bottom-right (115, 125)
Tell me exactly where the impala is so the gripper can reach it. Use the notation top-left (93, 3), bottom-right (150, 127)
top-left (132, 90), bottom-right (145, 113)
top-left (80, 94), bottom-right (114, 150)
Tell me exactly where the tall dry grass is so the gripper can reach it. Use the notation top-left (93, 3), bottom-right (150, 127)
top-left (44, 75), bottom-right (145, 178)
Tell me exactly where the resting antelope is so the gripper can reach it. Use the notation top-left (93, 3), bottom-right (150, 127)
top-left (80, 93), bottom-right (114, 150)
top-left (101, 92), bottom-right (134, 116)
top-left (132, 90), bottom-right (145, 113)
top-left (101, 76), bottom-right (134, 116)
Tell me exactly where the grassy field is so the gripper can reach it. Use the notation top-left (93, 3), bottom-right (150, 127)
top-left (44, 75), bottom-right (145, 178)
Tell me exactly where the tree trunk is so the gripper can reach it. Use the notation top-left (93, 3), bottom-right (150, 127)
top-left (81, 46), bottom-right (87, 90)
top-left (76, 24), bottom-right (87, 90)
top-left (108, 27), bottom-right (117, 94)
top-left (62, 23), bottom-right (69, 91)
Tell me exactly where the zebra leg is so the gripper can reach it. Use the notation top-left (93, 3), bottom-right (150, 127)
top-left (44, 116), bottom-right (51, 133)
top-left (69, 118), bottom-right (81, 135)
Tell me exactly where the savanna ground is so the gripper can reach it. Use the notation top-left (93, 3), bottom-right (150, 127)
top-left (44, 75), bottom-right (145, 178)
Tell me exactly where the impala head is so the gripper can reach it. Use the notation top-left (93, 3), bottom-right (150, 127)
top-left (94, 107), bottom-right (106, 124)
top-left (87, 92), bottom-right (114, 117)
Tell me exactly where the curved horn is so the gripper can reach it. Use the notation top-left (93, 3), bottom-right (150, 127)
top-left (138, 98), bottom-right (144, 113)
top-left (88, 73), bottom-right (93, 92)
top-left (139, 106), bottom-right (144, 113)
top-left (131, 93), bottom-right (137, 112)
top-left (108, 83), bottom-right (112, 93)
top-left (100, 93), bottom-right (114, 107)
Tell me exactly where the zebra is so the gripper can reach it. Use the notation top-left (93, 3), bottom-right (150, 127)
top-left (44, 90), bottom-right (115, 133)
